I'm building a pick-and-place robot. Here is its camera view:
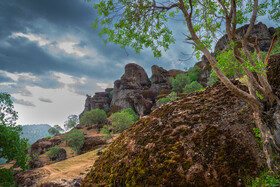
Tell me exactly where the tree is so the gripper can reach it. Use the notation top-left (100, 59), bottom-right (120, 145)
top-left (91, 0), bottom-right (280, 173)
top-left (63, 129), bottom-right (84, 154)
top-left (64, 114), bottom-right (78, 130)
top-left (109, 108), bottom-right (138, 133)
top-left (48, 125), bottom-right (64, 136)
top-left (79, 109), bottom-right (107, 128)
top-left (0, 93), bottom-right (30, 185)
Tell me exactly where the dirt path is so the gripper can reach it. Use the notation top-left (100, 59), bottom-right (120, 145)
top-left (36, 146), bottom-right (106, 185)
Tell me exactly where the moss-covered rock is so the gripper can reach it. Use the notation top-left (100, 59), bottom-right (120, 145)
top-left (81, 81), bottom-right (265, 186)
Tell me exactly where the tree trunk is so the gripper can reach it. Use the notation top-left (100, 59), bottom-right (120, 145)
top-left (253, 103), bottom-right (280, 173)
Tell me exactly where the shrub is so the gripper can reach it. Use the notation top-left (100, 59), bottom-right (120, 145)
top-left (171, 73), bottom-right (191, 92)
top-left (45, 136), bottom-right (51, 139)
top-left (121, 108), bottom-right (139, 121)
top-left (63, 129), bottom-right (84, 154)
top-left (100, 125), bottom-right (112, 140)
top-left (183, 81), bottom-right (204, 93)
top-left (46, 146), bottom-right (60, 160)
top-left (109, 90), bottom-right (114, 99)
top-left (166, 91), bottom-right (179, 101)
top-left (32, 153), bottom-right (39, 159)
top-left (64, 115), bottom-right (78, 130)
top-left (156, 98), bottom-right (170, 106)
top-left (171, 65), bottom-right (200, 92)
top-left (80, 109), bottom-right (107, 127)
top-left (0, 168), bottom-right (15, 186)
top-left (246, 170), bottom-right (280, 186)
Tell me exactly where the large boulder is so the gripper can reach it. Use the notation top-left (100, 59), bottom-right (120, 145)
top-left (82, 81), bottom-right (265, 186)
top-left (30, 136), bottom-right (62, 156)
top-left (150, 65), bottom-right (172, 94)
top-left (81, 136), bottom-right (106, 153)
top-left (29, 158), bottom-right (45, 169)
top-left (111, 63), bottom-right (153, 115)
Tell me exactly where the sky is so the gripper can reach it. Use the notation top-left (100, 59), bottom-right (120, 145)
top-left (0, 0), bottom-right (196, 127)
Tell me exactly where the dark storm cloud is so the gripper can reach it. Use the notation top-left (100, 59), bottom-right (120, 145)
top-left (0, 0), bottom-right (191, 98)
top-left (39, 97), bottom-right (52, 103)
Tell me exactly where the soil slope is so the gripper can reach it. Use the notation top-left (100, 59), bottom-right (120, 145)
top-left (82, 81), bottom-right (265, 186)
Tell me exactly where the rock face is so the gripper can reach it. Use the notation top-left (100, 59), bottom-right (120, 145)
top-left (29, 158), bottom-right (45, 169)
top-left (111, 63), bottom-right (153, 115)
top-left (79, 88), bottom-right (113, 119)
top-left (30, 136), bottom-right (62, 156)
top-left (150, 65), bottom-right (172, 94)
top-left (196, 22), bottom-right (276, 85)
top-left (81, 136), bottom-right (106, 153)
top-left (215, 22), bottom-right (274, 54)
top-left (267, 53), bottom-right (280, 96)
top-left (82, 81), bottom-right (265, 186)
top-left (52, 148), bottom-right (67, 162)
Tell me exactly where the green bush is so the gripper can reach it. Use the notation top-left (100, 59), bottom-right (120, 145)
top-left (80, 109), bottom-right (107, 127)
top-left (45, 136), bottom-right (51, 139)
top-left (246, 170), bottom-right (280, 187)
top-left (156, 98), bottom-right (170, 106)
top-left (32, 153), bottom-right (39, 159)
top-left (121, 108), bottom-right (139, 121)
top-left (100, 125), bottom-right (112, 140)
top-left (166, 91), bottom-right (179, 101)
top-left (48, 125), bottom-right (64, 136)
top-left (183, 81), bottom-right (204, 93)
top-left (46, 146), bottom-right (60, 160)
top-left (109, 90), bottom-right (114, 99)
top-left (63, 129), bottom-right (84, 154)
top-left (171, 65), bottom-right (200, 92)
top-left (0, 168), bottom-right (15, 186)
top-left (109, 108), bottom-right (138, 133)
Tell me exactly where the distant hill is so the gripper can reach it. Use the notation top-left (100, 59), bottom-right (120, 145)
top-left (21, 124), bottom-right (52, 145)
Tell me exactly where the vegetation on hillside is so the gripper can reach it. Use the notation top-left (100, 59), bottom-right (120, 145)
top-left (48, 125), bottom-right (64, 136)
top-left (63, 129), bottom-right (84, 154)
top-left (0, 93), bottom-right (30, 186)
top-left (64, 115), bottom-right (79, 130)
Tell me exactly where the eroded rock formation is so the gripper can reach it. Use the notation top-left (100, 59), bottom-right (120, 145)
top-left (150, 65), bottom-right (172, 94)
top-left (30, 136), bottom-right (62, 156)
top-left (110, 63), bottom-right (153, 115)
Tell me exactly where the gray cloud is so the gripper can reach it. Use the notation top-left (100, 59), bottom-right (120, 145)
top-left (39, 97), bottom-right (52, 103)
top-left (12, 98), bottom-right (35, 107)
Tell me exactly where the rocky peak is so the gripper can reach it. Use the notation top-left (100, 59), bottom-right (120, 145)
top-left (120, 63), bottom-right (151, 89)
top-left (150, 65), bottom-right (171, 94)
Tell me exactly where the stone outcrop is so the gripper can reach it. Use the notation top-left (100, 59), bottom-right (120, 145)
top-left (82, 81), bottom-right (265, 186)
top-left (168, 69), bottom-right (184, 78)
top-left (29, 158), bottom-right (45, 169)
top-left (81, 136), bottom-right (106, 153)
top-left (150, 65), bottom-right (172, 94)
top-left (111, 63), bottom-right (153, 115)
top-left (267, 53), bottom-right (280, 96)
top-left (52, 148), bottom-right (67, 162)
top-left (196, 22), bottom-right (276, 85)
top-left (79, 88), bottom-right (113, 119)
top-left (30, 136), bottom-right (62, 155)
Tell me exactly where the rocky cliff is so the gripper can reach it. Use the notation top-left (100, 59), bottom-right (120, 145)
top-left (81, 80), bottom-right (265, 186)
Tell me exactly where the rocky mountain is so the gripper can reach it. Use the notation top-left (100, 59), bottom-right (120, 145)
top-left (21, 124), bottom-right (52, 145)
